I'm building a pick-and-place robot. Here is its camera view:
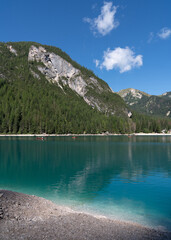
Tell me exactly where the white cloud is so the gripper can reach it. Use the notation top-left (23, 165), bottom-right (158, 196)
top-left (92, 3), bottom-right (97, 10)
top-left (83, 2), bottom-right (119, 36)
top-left (94, 59), bottom-right (100, 67)
top-left (97, 47), bottom-right (143, 73)
top-left (158, 27), bottom-right (171, 39)
top-left (83, 17), bottom-right (91, 23)
top-left (147, 32), bottom-right (154, 43)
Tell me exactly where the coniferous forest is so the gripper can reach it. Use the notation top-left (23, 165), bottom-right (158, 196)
top-left (0, 41), bottom-right (170, 134)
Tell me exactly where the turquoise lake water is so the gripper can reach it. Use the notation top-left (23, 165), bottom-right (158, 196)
top-left (0, 136), bottom-right (171, 230)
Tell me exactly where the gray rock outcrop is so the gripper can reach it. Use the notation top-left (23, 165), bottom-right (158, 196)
top-left (28, 45), bottom-right (86, 95)
top-left (7, 45), bottom-right (18, 56)
top-left (28, 45), bottom-right (112, 112)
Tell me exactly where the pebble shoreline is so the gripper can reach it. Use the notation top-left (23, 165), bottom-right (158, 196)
top-left (0, 190), bottom-right (170, 240)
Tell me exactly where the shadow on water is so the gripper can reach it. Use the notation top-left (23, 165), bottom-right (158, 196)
top-left (0, 136), bottom-right (171, 229)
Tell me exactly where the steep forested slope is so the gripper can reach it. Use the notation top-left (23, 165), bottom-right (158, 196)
top-left (0, 42), bottom-right (170, 134)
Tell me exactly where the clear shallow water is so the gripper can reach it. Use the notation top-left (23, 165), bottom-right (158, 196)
top-left (0, 136), bottom-right (171, 230)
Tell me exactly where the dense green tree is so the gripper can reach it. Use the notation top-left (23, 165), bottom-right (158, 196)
top-left (0, 41), bottom-right (170, 134)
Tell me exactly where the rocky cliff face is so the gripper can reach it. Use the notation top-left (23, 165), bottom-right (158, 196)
top-left (7, 45), bottom-right (18, 56)
top-left (28, 45), bottom-right (127, 115)
top-left (28, 46), bottom-right (80, 89)
top-left (0, 41), bottom-right (129, 117)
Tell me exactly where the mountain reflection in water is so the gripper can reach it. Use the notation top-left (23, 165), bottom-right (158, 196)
top-left (0, 136), bottom-right (171, 230)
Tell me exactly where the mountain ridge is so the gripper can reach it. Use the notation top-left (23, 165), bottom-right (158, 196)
top-left (118, 88), bottom-right (171, 118)
top-left (0, 41), bottom-right (170, 134)
top-left (1, 41), bottom-right (129, 117)
top-left (118, 88), bottom-right (171, 98)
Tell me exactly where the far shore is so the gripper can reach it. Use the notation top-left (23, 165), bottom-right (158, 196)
top-left (0, 133), bottom-right (171, 137)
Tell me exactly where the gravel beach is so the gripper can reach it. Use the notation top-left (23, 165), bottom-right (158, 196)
top-left (0, 190), bottom-right (170, 240)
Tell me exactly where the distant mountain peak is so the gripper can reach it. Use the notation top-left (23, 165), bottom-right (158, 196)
top-left (118, 88), bottom-right (150, 98)
top-left (118, 88), bottom-right (171, 118)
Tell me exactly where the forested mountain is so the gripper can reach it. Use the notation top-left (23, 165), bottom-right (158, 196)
top-left (160, 91), bottom-right (171, 100)
top-left (118, 88), bottom-right (171, 118)
top-left (0, 42), bottom-right (170, 134)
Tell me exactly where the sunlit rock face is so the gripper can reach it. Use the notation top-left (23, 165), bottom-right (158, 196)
top-left (7, 45), bottom-right (18, 56)
top-left (128, 112), bottom-right (132, 118)
top-left (28, 45), bottom-right (116, 113)
top-left (166, 111), bottom-right (170, 116)
top-left (121, 88), bottom-right (143, 99)
top-left (162, 92), bottom-right (171, 97)
top-left (28, 45), bottom-right (81, 90)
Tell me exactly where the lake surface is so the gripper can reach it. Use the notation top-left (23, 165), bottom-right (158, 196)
top-left (0, 136), bottom-right (171, 230)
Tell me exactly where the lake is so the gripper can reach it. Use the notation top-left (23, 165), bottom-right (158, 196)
top-left (0, 136), bottom-right (171, 230)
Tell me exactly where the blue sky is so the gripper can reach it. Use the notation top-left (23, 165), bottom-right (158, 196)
top-left (1, 0), bottom-right (171, 95)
